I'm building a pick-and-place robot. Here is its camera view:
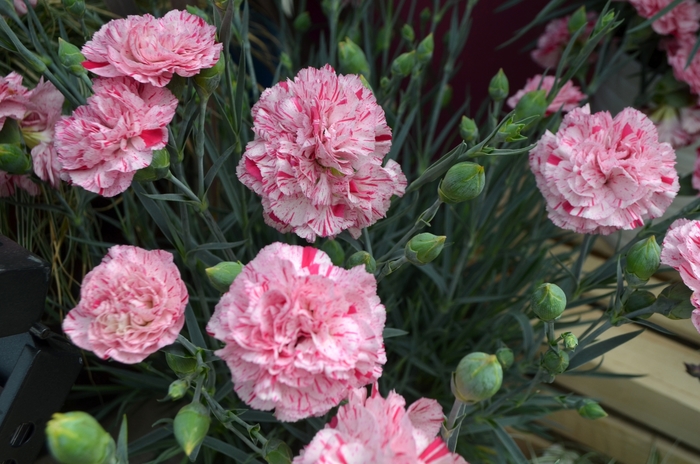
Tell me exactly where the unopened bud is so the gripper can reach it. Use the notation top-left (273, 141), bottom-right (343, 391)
top-left (380, 76), bottom-right (390, 89)
top-left (562, 332), bottom-right (578, 350)
top-left (568, 6), bottom-right (587, 33)
top-left (166, 352), bottom-right (198, 376)
top-left (376, 25), bottom-right (391, 52)
top-left (46, 412), bottom-right (116, 464)
top-left (293, 11), bottom-right (311, 32)
top-left (401, 24), bottom-right (415, 42)
top-left (452, 352), bottom-right (503, 403)
top-left (495, 347), bottom-right (514, 369)
top-left (174, 402), bottom-right (211, 459)
top-left (416, 33), bottom-right (434, 64)
top-left (623, 290), bottom-right (655, 319)
top-left (133, 148), bottom-right (170, 182)
top-left (441, 84), bottom-right (453, 108)
top-left (0, 143), bottom-right (31, 174)
top-left (542, 349), bottom-right (569, 375)
top-left (497, 119), bottom-right (527, 143)
top-left (58, 39), bottom-right (87, 76)
top-left (531, 283), bottom-right (567, 322)
top-left (625, 236), bottom-right (660, 282)
top-left (659, 282), bottom-right (695, 320)
top-left (280, 52), bottom-right (293, 71)
top-left (420, 7), bottom-right (431, 24)
top-left (346, 251), bottom-right (376, 273)
top-left (459, 116), bottom-right (478, 142)
top-left (391, 51), bottom-right (416, 77)
top-left (322, 240), bottom-right (345, 266)
top-left (194, 52), bottom-right (225, 96)
top-left (168, 379), bottom-right (189, 400)
top-left (405, 233), bottom-right (446, 266)
top-left (513, 89), bottom-right (547, 126)
top-left (594, 11), bottom-right (615, 35)
top-left (438, 162), bottom-right (485, 204)
top-left (62, 0), bottom-right (85, 16)
top-left (339, 37), bottom-right (370, 79)
top-left (488, 68), bottom-right (509, 102)
top-left (206, 261), bottom-right (244, 293)
top-left (577, 399), bottom-right (607, 420)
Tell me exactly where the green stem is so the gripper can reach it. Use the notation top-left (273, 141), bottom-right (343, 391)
top-left (196, 99), bottom-right (208, 199)
top-left (378, 199), bottom-right (442, 262)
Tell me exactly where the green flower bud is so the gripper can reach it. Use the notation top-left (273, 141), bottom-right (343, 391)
top-left (452, 352), bottom-right (503, 403)
top-left (659, 282), bottom-right (695, 320)
top-left (168, 379), bottom-right (189, 400)
top-left (293, 11), bottom-right (311, 32)
top-left (542, 349), bottom-right (569, 375)
top-left (405, 233), bottom-right (446, 266)
top-left (594, 11), bottom-right (616, 35)
top-left (380, 76), bottom-right (391, 89)
top-left (625, 236), bottom-right (660, 282)
top-left (46, 412), bottom-right (116, 464)
top-left (531, 283), bottom-right (567, 322)
top-left (438, 162), bottom-right (485, 204)
top-left (568, 6), bottom-right (587, 33)
top-left (577, 399), bottom-right (607, 420)
top-left (401, 24), bottom-right (415, 42)
top-left (376, 25), bottom-right (392, 52)
top-left (495, 347), bottom-right (514, 369)
top-left (166, 352), bottom-right (198, 376)
top-left (561, 332), bottom-right (578, 351)
top-left (346, 251), bottom-right (376, 273)
top-left (420, 7), bottom-right (431, 24)
top-left (174, 402), bottom-right (211, 459)
top-left (391, 51), bottom-right (416, 77)
top-left (194, 52), bottom-right (225, 96)
top-left (497, 119), bottom-right (527, 143)
top-left (441, 84), bottom-right (453, 108)
top-left (206, 261), bottom-right (244, 293)
top-left (0, 118), bottom-right (21, 145)
top-left (322, 240), bottom-right (345, 266)
top-left (623, 290), bottom-right (656, 319)
top-left (62, 0), bottom-right (85, 16)
top-left (459, 116), bottom-right (478, 142)
top-left (338, 37), bottom-right (370, 79)
top-left (513, 89), bottom-right (547, 126)
top-left (58, 38), bottom-right (87, 76)
top-left (416, 33), bottom-right (434, 64)
top-left (133, 148), bottom-right (170, 182)
top-left (667, 300), bottom-right (694, 320)
top-left (488, 68), bottom-right (509, 102)
top-left (280, 52), bottom-right (293, 71)
top-left (0, 143), bottom-right (31, 174)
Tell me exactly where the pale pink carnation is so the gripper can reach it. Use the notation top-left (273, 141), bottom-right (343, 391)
top-left (293, 384), bottom-right (468, 464)
top-left (55, 77), bottom-right (177, 197)
top-left (0, 72), bottom-right (28, 131)
top-left (63, 245), bottom-right (188, 364)
top-left (661, 219), bottom-right (700, 333)
top-left (629, 0), bottom-right (700, 36)
top-left (0, 172), bottom-right (38, 197)
top-left (82, 10), bottom-right (223, 87)
top-left (13, 0), bottom-right (37, 16)
top-left (237, 65), bottom-right (406, 242)
top-left (529, 105), bottom-right (679, 235)
top-left (667, 35), bottom-right (700, 95)
top-left (507, 75), bottom-right (585, 116)
top-left (206, 243), bottom-right (386, 422)
top-left (531, 13), bottom-right (598, 68)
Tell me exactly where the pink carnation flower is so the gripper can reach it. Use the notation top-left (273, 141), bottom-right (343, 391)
top-left (237, 65), bottom-right (406, 242)
top-left (82, 10), bottom-right (223, 87)
top-left (206, 243), bottom-right (386, 422)
top-left (0, 172), bottom-right (38, 197)
top-left (629, 0), bottom-right (700, 36)
top-left (63, 245), bottom-right (189, 364)
top-left (661, 219), bottom-right (700, 333)
top-left (507, 75), bottom-right (585, 116)
top-left (55, 77), bottom-right (177, 197)
top-left (13, 0), bottom-right (37, 16)
top-left (293, 384), bottom-right (468, 464)
top-left (531, 13), bottom-right (597, 68)
top-left (0, 72), bottom-right (28, 131)
top-left (529, 105), bottom-right (679, 235)
top-left (667, 35), bottom-right (700, 96)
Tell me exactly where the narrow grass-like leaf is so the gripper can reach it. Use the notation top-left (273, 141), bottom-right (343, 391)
top-left (568, 329), bottom-right (644, 371)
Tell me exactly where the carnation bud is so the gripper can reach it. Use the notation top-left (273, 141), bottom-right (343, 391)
top-left (594, 11), bottom-right (616, 35)
top-left (293, 11), bottom-right (311, 32)
top-left (568, 6), bottom-right (587, 33)
top-left (174, 402), bottom-right (211, 459)
top-left (194, 52), bottom-right (225, 96)
top-left (321, 240), bottom-right (345, 266)
top-left (657, 282), bottom-right (695, 320)
top-left (452, 352), bottom-right (503, 403)
top-left (495, 347), bottom-right (514, 369)
top-left (542, 349), bottom-right (569, 375)
top-left (338, 37), bottom-right (370, 79)
top-left (133, 148), bottom-right (170, 182)
top-left (513, 89), bottom-right (547, 126)
top-left (416, 33), bottom-right (434, 64)
top-left (531, 283), bottom-right (567, 322)
top-left (666, 300), bottom-right (694, 320)
top-left (46, 412), bottom-right (116, 464)
top-left (420, 7), bottom-right (431, 24)
top-left (623, 290), bottom-right (655, 319)
top-left (168, 379), bottom-right (189, 400)
top-left (401, 24), bottom-right (415, 42)
top-left (459, 116), bottom-right (478, 142)
top-left (166, 352), bottom-right (198, 376)
top-left (0, 143), bottom-right (31, 174)
top-left (561, 332), bottom-right (578, 350)
top-left (205, 261), bottom-right (244, 293)
top-left (438, 162), bottom-right (485, 204)
top-left (405, 233), bottom-right (446, 266)
top-left (62, 0), bottom-right (85, 16)
top-left (380, 76), bottom-right (390, 89)
top-left (577, 399), bottom-right (608, 420)
top-left (488, 68), bottom-right (509, 102)
top-left (376, 25), bottom-right (391, 52)
top-left (497, 120), bottom-right (527, 143)
top-left (441, 84), bottom-right (453, 108)
top-left (391, 51), bottom-right (416, 77)
top-left (625, 236), bottom-right (660, 282)
top-left (58, 38), bottom-right (87, 76)
top-left (346, 251), bottom-right (376, 273)
top-left (280, 52), bottom-right (293, 71)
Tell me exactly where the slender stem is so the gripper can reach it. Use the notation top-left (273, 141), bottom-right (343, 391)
top-left (545, 321), bottom-right (556, 346)
top-left (196, 99), bottom-right (208, 199)
top-left (363, 228), bottom-right (373, 256)
top-left (378, 199), bottom-right (442, 262)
